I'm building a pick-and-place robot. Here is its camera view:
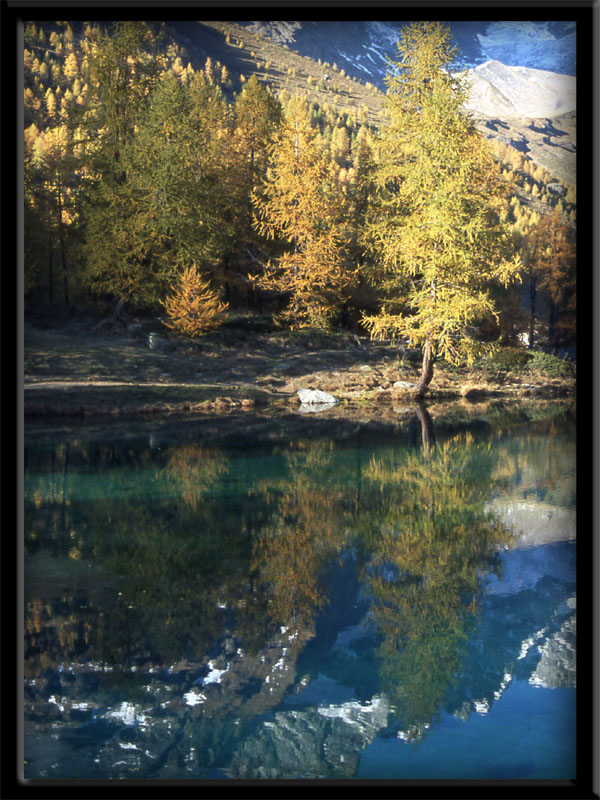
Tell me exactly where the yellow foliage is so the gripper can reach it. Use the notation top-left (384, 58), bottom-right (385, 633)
top-left (161, 264), bottom-right (228, 337)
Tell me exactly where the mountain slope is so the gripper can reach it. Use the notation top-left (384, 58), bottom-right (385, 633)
top-left (167, 22), bottom-right (576, 185)
top-left (239, 20), bottom-right (576, 87)
top-left (463, 61), bottom-right (576, 118)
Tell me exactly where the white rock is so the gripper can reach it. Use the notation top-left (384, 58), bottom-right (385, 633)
top-left (297, 388), bottom-right (337, 405)
top-left (393, 381), bottom-right (417, 390)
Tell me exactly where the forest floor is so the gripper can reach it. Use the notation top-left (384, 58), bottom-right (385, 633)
top-left (23, 315), bottom-right (576, 419)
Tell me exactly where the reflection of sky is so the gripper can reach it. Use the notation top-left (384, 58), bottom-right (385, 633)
top-left (483, 540), bottom-right (576, 596)
top-left (358, 680), bottom-right (576, 780)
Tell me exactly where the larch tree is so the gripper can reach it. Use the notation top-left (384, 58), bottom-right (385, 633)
top-left (252, 95), bottom-right (354, 329)
top-left (24, 121), bottom-right (83, 304)
top-left (232, 76), bottom-right (282, 261)
top-left (362, 21), bottom-right (522, 398)
top-left (532, 208), bottom-right (576, 352)
top-left (161, 264), bottom-right (228, 337)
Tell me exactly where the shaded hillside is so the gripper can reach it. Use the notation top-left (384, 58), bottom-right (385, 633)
top-left (474, 112), bottom-right (576, 186)
top-left (167, 20), bottom-right (385, 126)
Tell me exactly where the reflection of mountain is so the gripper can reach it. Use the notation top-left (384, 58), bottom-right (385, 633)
top-left (530, 608), bottom-right (576, 688)
top-left (228, 695), bottom-right (390, 779)
top-left (486, 422), bottom-right (576, 548)
top-left (486, 498), bottom-right (575, 547)
top-left (24, 542), bottom-right (575, 778)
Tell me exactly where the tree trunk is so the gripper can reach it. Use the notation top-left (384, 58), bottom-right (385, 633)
top-left (57, 183), bottom-right (69, 305)
top-left (528, 272), bottom-right (536, 349)
top-left (548, 300), bottom-right (559, 354)
top-left (415, 338), bottom-right (434, 399)
top-left (47, 230), bottom-right (54, 304)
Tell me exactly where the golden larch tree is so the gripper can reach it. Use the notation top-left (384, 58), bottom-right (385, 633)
top-left (252, 95), bottom-right (354, 329)
top-left (161, 264), bottom-right (228, 337)
top-left (363, 22), bottom-right (522, 398)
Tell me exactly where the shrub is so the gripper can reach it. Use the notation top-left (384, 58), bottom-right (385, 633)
top-left (484, 347), bottom-right (533, 373)
top-left (525, 350), bottom-right (575, 378)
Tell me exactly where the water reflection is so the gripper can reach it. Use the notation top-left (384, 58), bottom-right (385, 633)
top-left (362, 431), bottom-right (512, 740)
top-left (23, 404), bottom-right (576, 779)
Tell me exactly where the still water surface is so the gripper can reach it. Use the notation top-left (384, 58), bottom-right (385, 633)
top-left (24, 404), bottom-right (576, 780)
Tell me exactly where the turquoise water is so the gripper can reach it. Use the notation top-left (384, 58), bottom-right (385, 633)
top-left (23, 405), bottom-right (576, 780)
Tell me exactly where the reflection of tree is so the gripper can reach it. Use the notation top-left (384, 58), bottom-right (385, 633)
top-left (362, 431), bottom-right (512, 740)
top-left (161, 444), bottom-right (229, 510)
top-left (25, 597), bottom-right (94, 679)
top-left (252, 442), bottom-right (351, 631)
top-left (26, 421), bottom-right (533, 729)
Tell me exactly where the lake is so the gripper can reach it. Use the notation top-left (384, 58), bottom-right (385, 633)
top-left (23, 402), bottom-right (576, 781)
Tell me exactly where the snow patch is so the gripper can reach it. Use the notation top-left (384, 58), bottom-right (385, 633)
top-left (48, 696), bottom-right (65, 712)
top-left (202, 660), bottom-right (229, 685)
top-left (463, 60), bottom-right (576, 118)
top-left (106, 701), bottom-right (149, 727)
top-left (183, 691), bottom-right (206, 706)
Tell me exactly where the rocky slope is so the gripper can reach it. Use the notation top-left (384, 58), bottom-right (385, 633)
top-left (463, 60), bottom-right (576, 118)
top-left (240, 20), bottom-right (576, 86)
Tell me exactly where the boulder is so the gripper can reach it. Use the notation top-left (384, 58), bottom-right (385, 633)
top-left (298, 402), bottom-right (337, 415)
top-left (393, 381), bottom-right (417, 390)
top-left (296, 388), bottom-right (337, 406)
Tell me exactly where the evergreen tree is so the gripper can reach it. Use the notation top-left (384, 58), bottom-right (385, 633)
top-left (79, 21), bottom-right (166, 183)
top-left (232, 76), bottom-right (282, 275)
top-left (79, 22), bottom-right (170, 303)
top-left (82, 70), bottom-right (237, 305)
top-left (362, 22), bottom-right (522, 397)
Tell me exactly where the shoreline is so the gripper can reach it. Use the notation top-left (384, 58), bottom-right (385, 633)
top-left (23, 322), bottom-right (576, 420)
top-left (23, 380), bottom-right (575, 420)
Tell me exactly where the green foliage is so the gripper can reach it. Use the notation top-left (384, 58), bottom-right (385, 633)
top-left (525, 351), bottom-right (575, 378)
top-left (481, 347), bottom-right (574, 378)
top-left (483, 347), bottom-right (533, 373)
top-left (83, 70), bottom-right (240, 305)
